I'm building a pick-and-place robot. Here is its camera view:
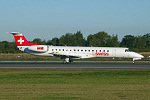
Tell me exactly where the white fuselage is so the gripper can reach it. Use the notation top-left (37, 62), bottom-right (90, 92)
top-left (11, 32), bottom-right (144, 63)
top-left (19, 45), bottom-right (144, 60)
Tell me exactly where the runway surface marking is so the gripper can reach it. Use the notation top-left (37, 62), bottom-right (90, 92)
top-left (0, 62), bottom-right (150, 69)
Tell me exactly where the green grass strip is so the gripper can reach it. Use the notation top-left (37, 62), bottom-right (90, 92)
top-left (0, 69), bottom-right (150, 100)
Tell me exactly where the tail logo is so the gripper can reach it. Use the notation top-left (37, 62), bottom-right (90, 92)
top-left (18, 37), bottom-right (24, 44)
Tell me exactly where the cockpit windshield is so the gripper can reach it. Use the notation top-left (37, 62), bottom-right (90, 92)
top-left (125, 49), bottom-right (132, 52)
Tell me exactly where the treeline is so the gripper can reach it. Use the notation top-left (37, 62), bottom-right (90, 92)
top-left (0, 31), bottom-right (150, 53)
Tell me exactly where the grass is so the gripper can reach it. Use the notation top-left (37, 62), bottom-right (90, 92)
top-left (0, 69), bottom-right (150, 100)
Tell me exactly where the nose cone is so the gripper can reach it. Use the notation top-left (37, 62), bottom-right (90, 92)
top-left (136, 53), bottom-right (144, 58)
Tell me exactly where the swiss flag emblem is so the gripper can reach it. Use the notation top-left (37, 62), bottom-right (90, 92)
top-left (17, 37), bottom-right (24, 44)
top-left (14, 35), bottom-right (28, 46)
top-left (12, 33), bottom-right (38, 46)
top-left (13, 35), bottom-right (37, 46)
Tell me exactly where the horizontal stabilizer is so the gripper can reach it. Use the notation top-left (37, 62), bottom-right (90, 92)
top-left (10, 32), bottom-right (22, 36)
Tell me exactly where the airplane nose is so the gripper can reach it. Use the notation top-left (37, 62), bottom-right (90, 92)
top-left (141, 55), bottom-right (144, 58)
top-left (137, 54), bottom-right (144, 58)
top-left (133, 52), bottom-right (144, 58)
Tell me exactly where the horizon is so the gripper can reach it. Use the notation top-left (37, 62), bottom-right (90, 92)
top-left (1, 31), bottom-right (149, 43)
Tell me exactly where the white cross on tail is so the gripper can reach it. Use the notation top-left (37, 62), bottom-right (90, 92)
top-left (18, 37), bottom-right (24, 44)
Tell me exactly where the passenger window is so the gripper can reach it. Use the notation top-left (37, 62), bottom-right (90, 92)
top-left (63, 49), bottom-right (64, 51)
top-left (89, 50), bottom-right (90, 52)
top-left (59, 49), bottom-right (61, 51)
top-left (56, 49), bottom-right (57, 51)
top-left (70, 50), bottom-right (71, 51)
top-left (100, 50), bottom-right (101, 52)
top-left (103, 50), bottom-right (105, 52)
top-left (52, 49), bottom-right (54, 51)
top-left (85, 50), bottom-right (87, 52)
top-left (74, 49), bottom-right (76, 51)
top-left (92, 50), bottom-right (94, 52)
top-left (81, 50), bottom-right (83, 51)
top-left (107, 50), bottom-right (109, 52)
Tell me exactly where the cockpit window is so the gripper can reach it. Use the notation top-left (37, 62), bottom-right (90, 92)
top-left (125, 49), bottom-right (132, 52)
top-left (128, 49), bottom-right (132, 52)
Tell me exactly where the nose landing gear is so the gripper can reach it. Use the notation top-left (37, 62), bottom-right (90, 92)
top-left (133, 58), bottom-right (142, 64)
top-left (133, 58), bottom-right (136, 64)
top-left (133, 60), bottom-right (135, 64)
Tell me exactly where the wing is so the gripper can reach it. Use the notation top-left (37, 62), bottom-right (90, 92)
top-left (49, 52), bottom-right (81, 59)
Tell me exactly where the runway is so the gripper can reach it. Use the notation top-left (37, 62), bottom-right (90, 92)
top-left (0, 62), bottom-right (150, 69)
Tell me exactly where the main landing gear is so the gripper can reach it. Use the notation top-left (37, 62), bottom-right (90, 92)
top-left (63, 58), bottom-right (73, 63)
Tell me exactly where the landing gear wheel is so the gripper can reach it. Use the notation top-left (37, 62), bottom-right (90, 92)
top-left (133, 61), bottom-right (135, 64)
top-left (133, 58), bottom-right (135, 64)
top-left (63, 58), bottom-right (69, 64)
top-left (63, 58), bottom-right (73, 64)
top-left (63, 60), bottom-right (67, 64)
top-left (69, 59), bottom-right (73, 63)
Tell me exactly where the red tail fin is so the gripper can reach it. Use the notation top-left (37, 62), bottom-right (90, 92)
top-left (11, 32), bottom-right (38, 46)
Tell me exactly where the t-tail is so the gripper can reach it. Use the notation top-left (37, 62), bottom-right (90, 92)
top-left (10, 32), bottom-right (38, 51)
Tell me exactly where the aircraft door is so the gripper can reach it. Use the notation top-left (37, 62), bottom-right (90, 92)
top-left (112, 49), bottom-right (116, 57)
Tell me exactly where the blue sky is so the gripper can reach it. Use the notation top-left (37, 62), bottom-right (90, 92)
top-left (0, 0), bottom-right (150, 42)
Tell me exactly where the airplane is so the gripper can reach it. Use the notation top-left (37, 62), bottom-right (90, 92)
top-left (10, 32), bottom-right (144, 63)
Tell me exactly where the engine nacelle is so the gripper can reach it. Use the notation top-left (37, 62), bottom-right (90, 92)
top-left (28, 45), bottom-right (48, 53)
